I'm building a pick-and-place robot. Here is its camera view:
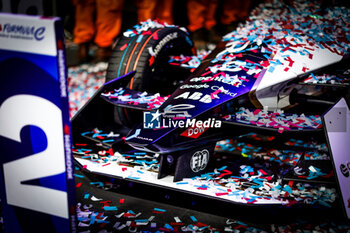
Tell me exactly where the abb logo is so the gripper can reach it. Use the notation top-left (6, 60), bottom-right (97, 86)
top-left (181, 126), bottom-right (208, 138)
top-left (174, 91), bottom-right (214, 103)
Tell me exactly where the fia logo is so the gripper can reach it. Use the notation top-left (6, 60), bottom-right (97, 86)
top-left (143, 110), bottom-right (162, 129)
top-left (190, 149), bottom-right (209, 172)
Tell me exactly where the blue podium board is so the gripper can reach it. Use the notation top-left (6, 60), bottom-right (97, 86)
top-left (0, 13), bottom-right (76, 232)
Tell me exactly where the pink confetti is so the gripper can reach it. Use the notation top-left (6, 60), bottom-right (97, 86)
top-left (120, 43), bottom-right (128, 51)
top-left (153, 32), bottom-right (158, 40)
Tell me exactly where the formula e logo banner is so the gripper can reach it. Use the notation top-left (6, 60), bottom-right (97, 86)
top-left (0, 14), bottom-right (76, 233)
top-left (0, 13), bottom-right (57, 56)
top-left (0, 23), bottom-right (45, 41)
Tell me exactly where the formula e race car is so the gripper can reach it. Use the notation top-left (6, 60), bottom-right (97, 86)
top-left (71, 1), bottom-right (350, 188)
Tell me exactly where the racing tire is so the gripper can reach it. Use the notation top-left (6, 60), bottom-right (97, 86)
top-left (106, 25), bottom-right (194, 127)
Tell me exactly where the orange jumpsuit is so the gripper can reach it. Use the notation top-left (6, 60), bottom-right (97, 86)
top-left (220, 0), bottom-right (252, 25)
top-left (135, 0), bottom-right (174, 24)
top-left (186, 0), bottom-right (218, 32)
top-left (187, 0), bottom-right (252, 32)
top-left (73, 0), bottom-right (124, 48)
